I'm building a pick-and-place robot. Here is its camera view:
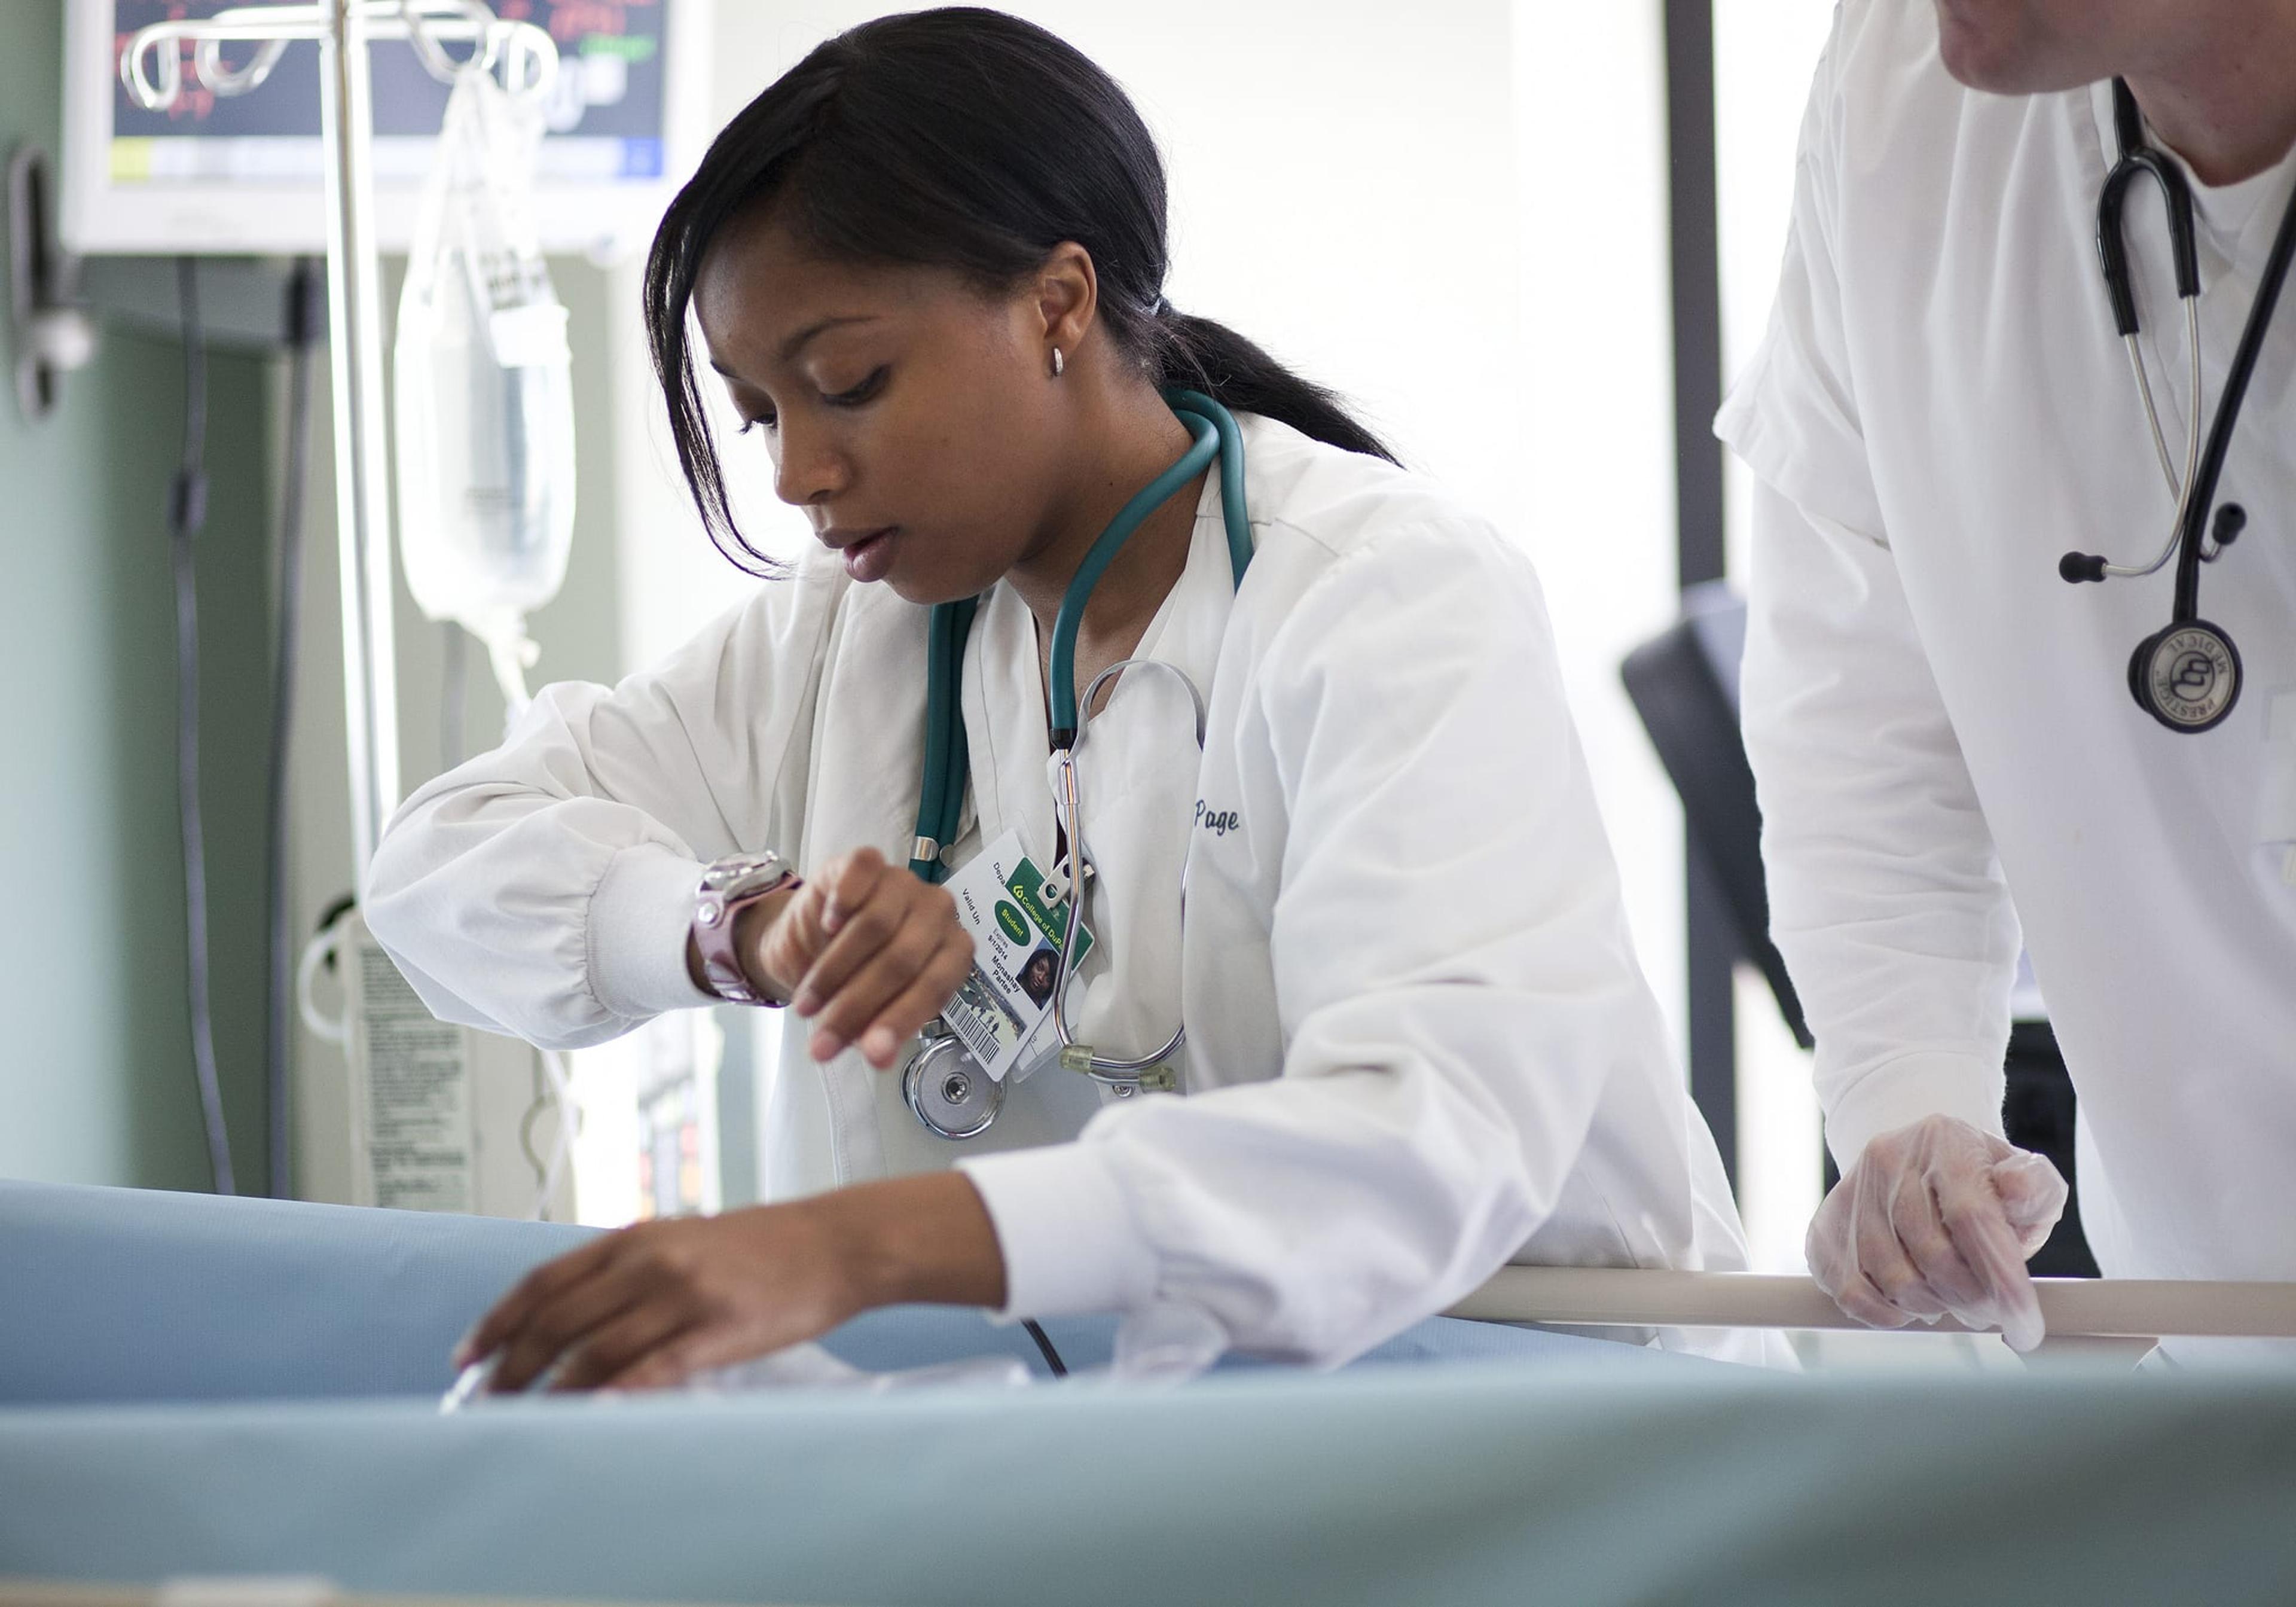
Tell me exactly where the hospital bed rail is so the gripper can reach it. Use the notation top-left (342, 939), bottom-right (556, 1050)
top-left (1452, 1267), bottom-right (2296, 1339)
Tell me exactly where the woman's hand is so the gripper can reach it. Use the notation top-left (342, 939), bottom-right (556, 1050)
top-left (746, 846), bottom-right (972, 1066)
top-left (456, 1173), bottom-right (1008, 1393)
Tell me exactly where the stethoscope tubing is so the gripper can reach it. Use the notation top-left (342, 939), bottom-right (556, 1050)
top-left (1046, 408), bottom-right (1220, 745)
top-left (913, 596), bottom-right (977, 874)
top-left (905, 391), bottom-right (1256, 1111)
top-left (1048, 655), bottom-right (1211, 1083)
top-left (2167, 158), bottom-right (2296, 621)
top-left (2103, 304), bottom-right (2202, 579)
top-left (2097, 81), bottom-right (2200, 330)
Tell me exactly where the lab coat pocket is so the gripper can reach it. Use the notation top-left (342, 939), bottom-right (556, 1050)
top-left (2255, 690), bottom-right (2296, 891)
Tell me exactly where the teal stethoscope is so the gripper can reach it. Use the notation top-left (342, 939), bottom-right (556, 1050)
top-left (901, 389), bottom-right (1254, 1139)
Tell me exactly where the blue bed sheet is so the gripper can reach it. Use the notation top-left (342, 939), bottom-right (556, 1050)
top-left (4, 1182), bottom-right (2294, 1605)
top-left (6, 1364), bottom-right (2296, 1605)
top-left (0, 1181), bottom-right (1644, 1405)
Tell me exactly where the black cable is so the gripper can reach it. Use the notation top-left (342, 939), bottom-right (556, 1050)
top-left (264, 258), bottom-right (322, 1200)
top-left (1021, 1318), bottom-right (1067, 1378)
top-left (172, 255), bottom-right (234, 1197)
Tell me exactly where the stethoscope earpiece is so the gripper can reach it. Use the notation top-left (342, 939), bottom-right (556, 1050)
top-left (2208, 502), bottom-right (2246, 556)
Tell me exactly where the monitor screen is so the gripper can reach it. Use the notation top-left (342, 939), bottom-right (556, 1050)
top-left (63, 0), bottom-right (703, 257)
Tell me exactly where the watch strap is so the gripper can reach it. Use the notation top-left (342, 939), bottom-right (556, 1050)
top-left (693, 853), bottom-right (802, 1005)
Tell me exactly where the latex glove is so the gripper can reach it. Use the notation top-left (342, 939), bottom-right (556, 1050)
top-left (1806, 1114), bottom-right (2068, 1352)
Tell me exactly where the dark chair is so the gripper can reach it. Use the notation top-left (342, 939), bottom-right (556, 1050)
top-left (1622, 582), bottom-right (2095, 1276)
top-left (1621, 584), bottom-right (1809, 1050)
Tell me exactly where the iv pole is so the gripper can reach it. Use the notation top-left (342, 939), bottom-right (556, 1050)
top-left (121, 1), bottom-right (556, 894)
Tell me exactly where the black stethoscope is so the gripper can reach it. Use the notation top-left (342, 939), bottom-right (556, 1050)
top-left (2060, 79), bottom-right (2296, 734)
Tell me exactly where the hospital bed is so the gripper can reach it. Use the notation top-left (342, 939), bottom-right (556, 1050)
top-left (4, 1181), bottom-right (2294, 1606)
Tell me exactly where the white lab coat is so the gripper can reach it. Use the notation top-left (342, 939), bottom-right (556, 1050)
top-left (1720, 1), bottom-right (2296, 1313)
top-left (369, 413), bottom-right (1757, 1367)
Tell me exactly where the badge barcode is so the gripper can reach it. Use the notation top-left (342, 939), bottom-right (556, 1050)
top-left (948, 1011), bottom-right (1000, 1068)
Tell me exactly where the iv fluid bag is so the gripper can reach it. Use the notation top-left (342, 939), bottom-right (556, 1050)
top-left (395, 68), bottom-right (574, 642)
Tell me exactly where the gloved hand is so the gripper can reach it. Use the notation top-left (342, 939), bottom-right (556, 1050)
top-left (1806, 1114), bottom-right (2069, 1352)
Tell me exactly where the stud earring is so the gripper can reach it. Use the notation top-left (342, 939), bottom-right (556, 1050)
top-left (1050, 347), bottom-right (1065, 378)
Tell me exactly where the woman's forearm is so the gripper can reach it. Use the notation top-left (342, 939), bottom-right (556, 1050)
top-left (816, 1170), bottom-right (1009, 1313)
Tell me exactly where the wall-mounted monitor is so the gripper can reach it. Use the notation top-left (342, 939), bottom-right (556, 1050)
top-left (61, 0), bottom-right (707, 257)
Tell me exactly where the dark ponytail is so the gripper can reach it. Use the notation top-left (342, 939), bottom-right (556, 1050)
top-left (1151, 308), bottom-right (1393, 461)
top-left (643, 6), bottom-right (1395, 574)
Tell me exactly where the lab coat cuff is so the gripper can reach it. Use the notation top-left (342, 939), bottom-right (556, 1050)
top-left (955, 1142), bottom-right (1158, 1323)
top-left (1824, 1050), bottom-right (2007, 1173)
top-left (587, 844), bottom-right (718, 1020)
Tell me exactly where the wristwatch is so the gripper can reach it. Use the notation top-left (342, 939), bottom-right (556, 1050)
top-left (692, 850), bottom-right (804, 1005)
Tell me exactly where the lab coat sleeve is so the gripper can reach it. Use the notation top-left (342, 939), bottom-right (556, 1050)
top-left (365, 569), bottom-right (840, 1050)
top-left (1715, 12), bottom-right (2019, 1169)
top-left (1712, 8), bottom-right (1885, 542)
top-left (960, 522), bottom-right (1659, 1365)
top-left (1739, 484), bottom-right (2019, 1170)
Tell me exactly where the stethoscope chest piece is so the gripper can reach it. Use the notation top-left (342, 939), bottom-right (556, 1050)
top-left (2068, 78), bottom-right (2293, 736)
top-left (2129, 617), bottom-right (2243, 732)
top-left (903, 1027), bottom-right (1003, 1141)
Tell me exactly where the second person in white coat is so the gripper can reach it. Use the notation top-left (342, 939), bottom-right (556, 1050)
top-left (367, 6), bottom-right (1758, 1388)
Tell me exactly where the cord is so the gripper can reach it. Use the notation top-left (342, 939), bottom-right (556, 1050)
top-left (1022, 1318), bottom-right (1068, 1378)
top-left (514, 1045), bottom-right (579, 1222)
top-left (264, 258), bottom-right (321, 1199)
top-left (172, 255), bottom-right (234, 1197)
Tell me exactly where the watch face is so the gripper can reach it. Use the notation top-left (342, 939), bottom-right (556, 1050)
top-left (708, 853), bottom-right (792, 899)
top-left (695, 853), bottom-right (801, 1005)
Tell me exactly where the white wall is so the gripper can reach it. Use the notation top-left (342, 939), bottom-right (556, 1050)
top-left (1510, 1), bottom-right (1686, 1059)
top-left (1715, 0), bottom-right (1836, 582)
top-left (1714, 0), bottom-right (1839, 1270)
top-left (617, 0), bottom-right (1535, 652)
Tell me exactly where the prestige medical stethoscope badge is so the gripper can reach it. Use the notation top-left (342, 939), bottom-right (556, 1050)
top-left (900, 389), bottom-right (1254, 1139)
top-left (2060, 80), bottom-right (2296, 734)
top-left (2132, 621), bottom-right (2242, 731)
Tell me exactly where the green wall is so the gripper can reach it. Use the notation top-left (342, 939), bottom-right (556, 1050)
top-left (1, 1), bottom-right (273, 1190)
top-left (4, 0), bottom-right (629, 1199)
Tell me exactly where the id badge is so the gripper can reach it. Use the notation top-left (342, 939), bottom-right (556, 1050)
top-left (939, 830), bottom-right (1094, 1083)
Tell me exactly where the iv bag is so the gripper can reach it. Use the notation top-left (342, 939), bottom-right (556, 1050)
top-left (395, 66), bottom-right (575, 710)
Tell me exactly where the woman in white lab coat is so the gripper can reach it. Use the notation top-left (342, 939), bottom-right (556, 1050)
top-left (368, 6), bottom-right (1755, 1389)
